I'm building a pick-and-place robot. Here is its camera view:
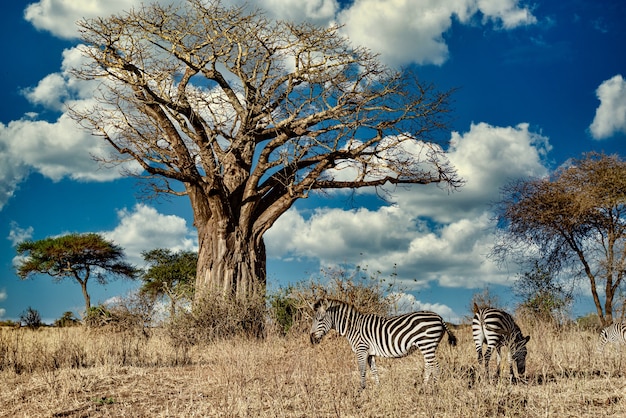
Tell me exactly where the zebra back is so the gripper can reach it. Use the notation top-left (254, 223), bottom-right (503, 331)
top-left (310, 298), bottom-right (456, 388)
top-left (472, 303), bottom-right (530, 380)
top-left (598, 322), bottom-right (626, 352)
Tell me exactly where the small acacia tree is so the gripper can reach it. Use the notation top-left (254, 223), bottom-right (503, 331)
top-left (513, 262), bottom-right (571, 323)
top-left (493, 152), bottom-right (626, 326)
top-left (69, 0), bottom-right (461, 323)
top-left (16, 233), bottom-right (138, 313)
top-left (140, 248), bottom-right (197, 318)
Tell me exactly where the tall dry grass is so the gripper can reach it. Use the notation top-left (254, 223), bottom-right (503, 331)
top-left (1, 319), bottom-right (626, 417)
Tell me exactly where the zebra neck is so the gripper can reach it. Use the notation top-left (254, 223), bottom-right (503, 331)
top-left (333, 303), bottom-right (360, 336)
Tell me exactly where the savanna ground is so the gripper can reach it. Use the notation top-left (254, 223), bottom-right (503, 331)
top-left (2, 319), bottom-right (626, 417)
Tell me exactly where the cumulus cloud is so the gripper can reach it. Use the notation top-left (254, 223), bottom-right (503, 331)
top-left (389, 292), bottom-right (459, 322)
top-left (24, 0), bottom-right (154, 39)
top-left (0, 46), bottom-right (143, 208)
top-left (24, 0), bottom-right (536, 67)
top-left (7, 223), bottom-right (34, 247)
top-left (266, 122), bottom-right (551, 291)
top-left (337, 0), bottom-right (536, 66)
top-left (102, 204), bottom-right (197, 265)
top-left (589, 74), bottom-right (626, 140)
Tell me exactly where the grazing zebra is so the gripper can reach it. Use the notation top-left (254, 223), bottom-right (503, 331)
top-left (309, 298), bottom-right (457, 389)
top-left (472, 303), bottom-right (530, 382)
top-left (597, 322), bottom-right (626, 352)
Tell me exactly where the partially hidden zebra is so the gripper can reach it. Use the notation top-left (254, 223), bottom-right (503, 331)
top-left (472, 303), bottom-right (530, 382)
top-left (597, 322), bottom-right (626, 352)
top-left (309, 298), bottom-right (457, 389)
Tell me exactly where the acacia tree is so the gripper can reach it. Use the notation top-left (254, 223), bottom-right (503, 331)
top-left (140, 249), bottom-right (197, 317)
top-left (493, 152), bottom-right (626, 326)
top-left (16, 233), bottom-right (138, 313)
top-left (69, 0), bottom-right (461, 309)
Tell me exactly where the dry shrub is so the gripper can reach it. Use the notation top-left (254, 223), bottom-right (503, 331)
top-left (275, 266), bottom-right (402, 336)
top-left (166, 292), bottom-right (266, 348)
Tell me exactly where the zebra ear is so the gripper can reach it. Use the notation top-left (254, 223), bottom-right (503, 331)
top-left (523, 335), bottom-right (531, 344)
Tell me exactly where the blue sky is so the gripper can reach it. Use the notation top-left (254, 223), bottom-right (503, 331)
top-left (1, 0), bottom-right (625, 324)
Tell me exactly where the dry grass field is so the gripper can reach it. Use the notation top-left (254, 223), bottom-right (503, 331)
top-left (2, 320), bottom-right (626, 417)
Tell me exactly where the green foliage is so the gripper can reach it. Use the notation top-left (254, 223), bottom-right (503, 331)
top-left (140, 249), bottom-right (196, 317)
top-left (84, 305), bottom-right (113, 328)
top-left (54, 311), bottom-right (79, 327)
top-left (15, 233), bottom-right (138, 312)
top-left (514, 261), bottom-right (571, 324)
top-left (19, 307), bottom-right (42, 329)
top-left (268, 287), bottom-right (298, 336)
top-left (576, 313), bottom-right (602, 332)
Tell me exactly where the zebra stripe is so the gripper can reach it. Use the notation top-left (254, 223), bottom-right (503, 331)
top-left (598, 323), bottom-right (626, 352)
top-left (310, 298), bottom-right (457, 389)
top-left (472, 303), bottom-right (530, 382)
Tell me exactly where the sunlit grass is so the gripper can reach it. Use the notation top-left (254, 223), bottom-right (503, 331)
top-left (1, 321), bottom-right (625, 417)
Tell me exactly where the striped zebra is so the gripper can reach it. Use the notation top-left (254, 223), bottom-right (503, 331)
top-left (309, 298), bottom-right (457, 389)
top-left (472, 303), bottom-right (530, 382)
top-left (597, 322), bottom-right (626, 352)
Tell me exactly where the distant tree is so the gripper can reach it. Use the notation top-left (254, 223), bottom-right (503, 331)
top-left (140, 249), bottom-right (197, 317)
top-left (470, 288), bottom-right (502, 313)
top-left (15, 233), bottom-right (138, 313)
top-left (514, 261), bottom-right (571, 323)
top-left (20, 306), bottom-right (42, 329)
top-left (493, 152), bottom-right (626, 326)
top-left (69, 0), bottom-right (462, 331)
top-left (54, 311), bottom-right (80, 327)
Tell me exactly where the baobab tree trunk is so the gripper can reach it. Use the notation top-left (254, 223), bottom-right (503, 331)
top-left (195, 222), bottom-right (267, 302)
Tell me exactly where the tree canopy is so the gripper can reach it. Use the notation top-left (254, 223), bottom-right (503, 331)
top-left (493, 152), bottom-right (626, 325)
top-left (16, 233), bottom-right (138, 313)
top-left (69, 0), bottom-right (461, 315)
top-left (140, 248), bottom-right (197, 317)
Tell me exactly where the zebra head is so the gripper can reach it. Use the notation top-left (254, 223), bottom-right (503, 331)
top-left (310, 299), bottom-right (333, 345)
top-left (511, 334), bottom-right (531, 376)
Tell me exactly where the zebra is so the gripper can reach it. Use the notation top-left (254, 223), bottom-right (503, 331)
top-left (472, 303), bottom-right (530, 383)
top-left (309, 298), bottom-right (457, 389)
top-left (597, 322), bottom-right (626, 352)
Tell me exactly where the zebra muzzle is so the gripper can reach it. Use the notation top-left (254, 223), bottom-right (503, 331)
top-left (310, 333), bottom-right (321, 345)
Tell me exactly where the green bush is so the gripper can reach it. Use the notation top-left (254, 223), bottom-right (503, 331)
top-left (54, 311), bottom-right (79, 327)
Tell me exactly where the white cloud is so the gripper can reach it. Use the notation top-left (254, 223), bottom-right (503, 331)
top-left (24, 0), bottom-right (536, 67)
top-left (0, 46), bottom-right (142, 204)
top-left (0, 115), bottom-right (132, 183)
top-left (7, 223), bottom-right (34, 247)
top-left (337, 0), bottom-right (536, 66)
top-left (0, 139), bottom-right (29, 211)
top-left (589, 74), bottom-right (626, 140)
top-left (267, 122), bottom-right (551, 291)
top-left (257, 0), bottom-right (338, 24)
top-left (24, 0), bottom-right (149, 39)
top-left (0, 289), bottom-right (7, 302)
top-left (388, 292), bottom-right (459, 323)
top-left (102, 204), bottom-right (197, 265)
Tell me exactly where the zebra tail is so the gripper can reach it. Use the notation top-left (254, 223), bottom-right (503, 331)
top-left (445, 323), bottom-right (457, 347)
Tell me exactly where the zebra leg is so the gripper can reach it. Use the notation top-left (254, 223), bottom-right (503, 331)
top-left (356, 351), bottom-right (368, 389)
top-left (476, 345), bottom-right (484, 367)
top-left (483, 346), bottom-right (494, 379)
top-left (368, 355), bottom-right (380, 385)
top-left (494, 346), bottom-right (502, 379)
top-left (422, 351), bottom-right (440, 385)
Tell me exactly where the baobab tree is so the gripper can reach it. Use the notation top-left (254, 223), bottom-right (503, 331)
top-left (69, 0), bottom-right (462, 314)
